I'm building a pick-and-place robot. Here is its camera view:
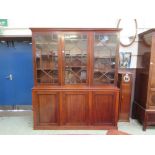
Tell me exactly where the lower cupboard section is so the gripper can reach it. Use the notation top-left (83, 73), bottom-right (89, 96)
top-left (32, 89), bottom-right (119, 130)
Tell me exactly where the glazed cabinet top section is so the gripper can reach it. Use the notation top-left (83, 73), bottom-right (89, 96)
top-left (31, 28), bottom-right (120, 87)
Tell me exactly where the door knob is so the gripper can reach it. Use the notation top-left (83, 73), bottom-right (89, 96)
top-left (5, 74), bottom-right (13, 80)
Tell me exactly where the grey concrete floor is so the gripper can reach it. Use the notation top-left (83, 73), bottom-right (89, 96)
top-left (0, 111), bottom-right (155, 135)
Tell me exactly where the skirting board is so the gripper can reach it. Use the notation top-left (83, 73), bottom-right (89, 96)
top-left (0, 105), bottom-right (32, 110)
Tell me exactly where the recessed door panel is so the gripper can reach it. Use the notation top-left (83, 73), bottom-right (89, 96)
top-left (37, 92), bottom-right (59, 125)
top-left (63, 92), bottom-right (89, 125)
top-left (149, 91), bottom-right (155, 107)
top-left (92, 92), bottom-right (115, 125)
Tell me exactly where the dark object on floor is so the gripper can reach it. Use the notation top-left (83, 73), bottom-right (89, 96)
top-left (106, 130), bottom-right (130, 135)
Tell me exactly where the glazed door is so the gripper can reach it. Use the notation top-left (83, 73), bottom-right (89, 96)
top-left (0, 41), bottom-right (33, 105)
top-left (63, 32), bottom-right (89, 85)
top-left (93, 32), bottom-right (118, 85)
top-left (34, 32), bottom-right (60, 85)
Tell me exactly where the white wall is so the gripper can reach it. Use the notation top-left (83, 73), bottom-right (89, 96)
top-left (0, 0), bottom-right (155, 31)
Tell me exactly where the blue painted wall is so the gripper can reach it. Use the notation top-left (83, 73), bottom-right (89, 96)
top-left (0, 41), bottom-right (33, 105)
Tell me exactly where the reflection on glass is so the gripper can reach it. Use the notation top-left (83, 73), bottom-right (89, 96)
top-left (64, 33), bottom-right (88, 84)
top-left (93, 33), bottom-right (117, 84)
top-left (35, 33), bottom-right (59, 84)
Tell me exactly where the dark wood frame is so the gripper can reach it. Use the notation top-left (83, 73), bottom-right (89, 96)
top-left (133, 29), bottom-right (155, 130)
top-left (31, 28), bottom-right (121, 130)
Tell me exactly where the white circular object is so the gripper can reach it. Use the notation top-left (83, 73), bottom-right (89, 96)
top-left (123, 74), bottom-right (130, 82)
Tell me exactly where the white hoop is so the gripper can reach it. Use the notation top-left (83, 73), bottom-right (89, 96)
top-left (117, 19), bottom-right (138, 47)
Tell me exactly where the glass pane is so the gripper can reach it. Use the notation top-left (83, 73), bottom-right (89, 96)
top-left (64, 33), bottom-right (88, 84)
top-left (35, 33), bottom-right (59, 84)
top-left (93, 33), bottom-right (118, 85)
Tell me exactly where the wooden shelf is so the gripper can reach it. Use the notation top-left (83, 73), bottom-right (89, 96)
top-left (65, 66), bottom-right (86, 68)
top-left (37, 68), bottom-right (58, 70)
top-left (36, 42), bottom-right (57, 45)
top-left (94, 56), bottom-right (115, 59)
top-left (94, 69), bottom-right (115, 73)
top-left (65, 55), bottom-right (87, 57)
top-left (36, 55), bottom-right (58, 58)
